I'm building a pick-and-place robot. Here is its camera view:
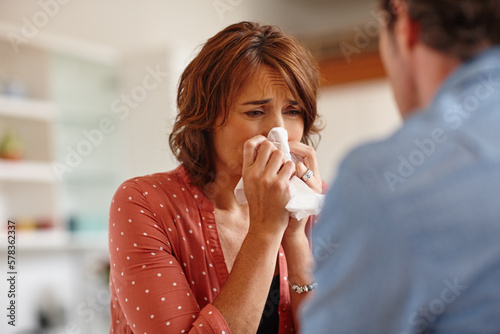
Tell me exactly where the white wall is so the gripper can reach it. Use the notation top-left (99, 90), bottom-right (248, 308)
top-left (116, 44), bottom-right (199, 180)
top-left (117, 48), bottom-right (175, 179)
top-left (316, 79), bottom-right (402, 184)
top-left (0, 0), bottom-right (377, 55)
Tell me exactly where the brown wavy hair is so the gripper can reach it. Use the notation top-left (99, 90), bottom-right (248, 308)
top-left (381, 0), bottom-right (500, 60)
top-left (169, 21), bottom-right (321, 189)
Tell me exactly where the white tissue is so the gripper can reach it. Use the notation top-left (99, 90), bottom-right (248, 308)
top-left (234, 127), bottom-right (325, 220)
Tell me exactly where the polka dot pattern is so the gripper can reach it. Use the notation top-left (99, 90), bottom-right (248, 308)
top-left (108, 166), bottom-right (297, 333)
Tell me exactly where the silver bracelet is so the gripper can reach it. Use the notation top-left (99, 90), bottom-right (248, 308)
top-left (289, 281), bottom-right (318, 294)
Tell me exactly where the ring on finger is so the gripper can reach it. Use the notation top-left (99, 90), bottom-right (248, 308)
top-left (301, 169), bottom-right (314, 182)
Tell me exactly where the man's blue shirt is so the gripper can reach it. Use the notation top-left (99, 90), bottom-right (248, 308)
top-left (301, 47), bottom-right (500, 334)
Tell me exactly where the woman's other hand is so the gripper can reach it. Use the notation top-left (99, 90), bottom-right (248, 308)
top-left (289, 141), bottom-right (322, 194)
top-left (283, 141), bottom-right (322, 237)
top-left (242, 135), bottom-right (295, 235)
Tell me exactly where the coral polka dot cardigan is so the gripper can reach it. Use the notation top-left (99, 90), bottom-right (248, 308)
top-left (109, 165), bottom-right (317, 333)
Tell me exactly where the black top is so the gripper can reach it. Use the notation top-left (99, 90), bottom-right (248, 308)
top-left (257, 275), bottom-right (280, 333)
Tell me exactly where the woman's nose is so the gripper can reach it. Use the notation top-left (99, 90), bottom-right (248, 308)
top-left (262, 112), bottom-right (285, 135)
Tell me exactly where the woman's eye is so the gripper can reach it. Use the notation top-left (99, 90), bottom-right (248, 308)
top-left (285, 109), bottom-right (302, 116)
top-left (246, 110), bottom-right (264, 117)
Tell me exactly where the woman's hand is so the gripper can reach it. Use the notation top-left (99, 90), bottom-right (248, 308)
top-left (288, 141), bottom-right (322, 194)
top-left (242, 135), bottom-right (296, 236)
top-left (283, 141), bottom-right (322, 237)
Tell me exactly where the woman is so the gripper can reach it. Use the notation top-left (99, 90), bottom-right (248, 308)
top-left (109, 21), bottom-right (324, 333)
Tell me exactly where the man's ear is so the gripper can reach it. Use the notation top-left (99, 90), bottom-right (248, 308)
top-left (392, 0), bottom-right (420, 59)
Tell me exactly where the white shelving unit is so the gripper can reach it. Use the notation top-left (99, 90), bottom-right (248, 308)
top-left (0, 37), bottom-right (113, 333)
top-left (0, 98), bottom-right (54, 170)
top-left (0, 96), bottom-right (57, 185)
top-left (0, 229), bottom-right (108, 252)
top-left (0, 95), bottom-right (56, 120)
top-left (0, 96), bottom-right (63, 234)
top-left (0, 159), bottom-right (55, 183)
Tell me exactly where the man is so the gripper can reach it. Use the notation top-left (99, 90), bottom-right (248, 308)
top-left (300, 0), bottom-right (500, 333)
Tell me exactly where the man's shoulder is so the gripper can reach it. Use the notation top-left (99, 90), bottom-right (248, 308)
top-left (336, 105), bottom-right (466, 195)
top-left (336, 117), bottom-right (431, 187)
top-left (338, 84), bottom-right (500, 197)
